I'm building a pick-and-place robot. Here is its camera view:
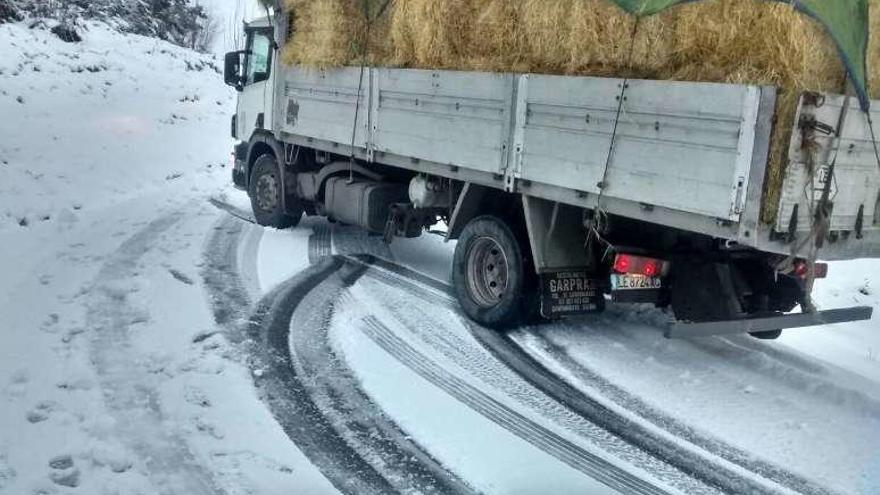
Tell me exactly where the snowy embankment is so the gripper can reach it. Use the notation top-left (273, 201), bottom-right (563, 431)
top-left (780, 260), bottom-right (880, 379)
top-left (0, 20), bottom-right (228, 229)
top-left (0, 21), bottom-right (335, 494)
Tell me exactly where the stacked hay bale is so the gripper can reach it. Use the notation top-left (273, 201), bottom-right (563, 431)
top-left (281, 0), bottom-right (878, 225)
top-left (282, 0), bottom-right (393, 66)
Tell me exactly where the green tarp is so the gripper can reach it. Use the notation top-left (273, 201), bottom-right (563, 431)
top-left (614, 0), bottom-right (872, 110)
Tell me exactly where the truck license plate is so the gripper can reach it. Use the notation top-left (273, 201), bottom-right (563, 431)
top-left (540, 271), bottom-right (605, 318)
top-left (611, 274), bottom-right (662, 290)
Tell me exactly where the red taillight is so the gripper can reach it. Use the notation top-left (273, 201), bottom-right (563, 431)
top-left (614, 255), bottom-right (632, 274)
top-left (793, 261), bottom-right (828, 279)
top-left (613, 254), bottom-right (668, 277)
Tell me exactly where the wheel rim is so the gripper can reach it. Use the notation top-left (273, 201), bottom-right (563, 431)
top-left (465, 237), bottom-right (510, 308)
top-left (256, 174), bottom-right (278, 212)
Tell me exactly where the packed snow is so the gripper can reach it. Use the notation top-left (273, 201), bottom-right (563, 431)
top-left (780, 260), bottom-right (880, 380)
top-left (0, 18), bottom-right (335, 494)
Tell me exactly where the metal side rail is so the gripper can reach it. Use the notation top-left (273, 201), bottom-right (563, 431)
top-left (667, 306), bottom-right (874, 339)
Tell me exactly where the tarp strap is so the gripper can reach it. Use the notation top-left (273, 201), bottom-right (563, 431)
top-left (804, 93), bottom-right (850, 311)
top-left (588, 17), bottom-right (643, 257)
top-left (868, 112), bottom-right (880, 172)
top-left (373, 0), bottom-right (395, 20)
top-left (348, 0), bottom-right (396, 181)
top-left (349, 0), bottom-right (372, 180)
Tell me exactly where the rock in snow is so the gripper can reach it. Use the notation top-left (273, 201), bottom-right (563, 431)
top-left (50, 23), bottom-right (81, 43)
top-left (48, 454), bottom-right (73, 470)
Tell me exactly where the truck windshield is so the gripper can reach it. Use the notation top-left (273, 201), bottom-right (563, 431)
top-left (246, 30), bottom-right (272, 85)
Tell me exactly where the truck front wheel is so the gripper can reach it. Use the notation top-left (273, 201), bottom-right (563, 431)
top-left (249, 154), bottom-right (302, 229)
top-left (453, 216), bottom-right (527, 329)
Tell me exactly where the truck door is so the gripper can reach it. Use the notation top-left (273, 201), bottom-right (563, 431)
top-left (236, 27), bottom-right (275, 141)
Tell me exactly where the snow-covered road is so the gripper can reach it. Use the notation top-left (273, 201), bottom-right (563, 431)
top-left (4, 184), bottom-right (879, 493)
top-left (2, 15), bottom-right (880, 495)
top-left (207, 208), bottom-right (879, 494)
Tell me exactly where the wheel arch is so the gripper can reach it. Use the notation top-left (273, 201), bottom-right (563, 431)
top-left (246, 131), bottom-right (283, 180)
top-left (448, 183), bottom-right (526, 241)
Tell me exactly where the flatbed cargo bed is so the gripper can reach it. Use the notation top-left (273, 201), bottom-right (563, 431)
top-left (274, 65), bottom-right (880, 261)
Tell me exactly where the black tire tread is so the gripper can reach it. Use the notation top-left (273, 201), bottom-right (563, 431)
top-left (453, 215), bottom-right (527, 329)
top-left (248, 154), bottom-right (302, 230)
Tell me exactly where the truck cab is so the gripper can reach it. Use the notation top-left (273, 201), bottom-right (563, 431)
top-left (225, 17), bottom-right (276, 190)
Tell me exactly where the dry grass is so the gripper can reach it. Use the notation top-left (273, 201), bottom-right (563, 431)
top-left (282, 0), bottom-right (878, 225)
top-left (281, 0), bottom-right (392, 66)
top-left (282, 0), bottom-right (357, 67)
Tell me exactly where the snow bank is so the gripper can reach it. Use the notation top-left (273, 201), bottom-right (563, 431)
top-left (0, 18), bottom-right (338, 494)
top-left (781, 259), bottom-right (880, 380)
top-left (0, 20), bottom-right (233, 231)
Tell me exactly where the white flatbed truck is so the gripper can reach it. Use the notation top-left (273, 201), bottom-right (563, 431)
top-left (223, 15), bottom-right (877, 338)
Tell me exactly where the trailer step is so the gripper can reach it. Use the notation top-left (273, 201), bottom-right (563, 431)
top-left (666, 306), bottom-right (874, 339)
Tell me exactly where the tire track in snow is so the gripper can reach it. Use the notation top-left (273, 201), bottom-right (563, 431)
top-left (284, 261), bottom-right (476, 494)
top-left (203, 212), bottom-right (472, 494)
top-left (555, 312), bottom-right (880, 422)
top-left (88, 212), bottom-right (224, 495)
top-left (246, 260), bottom-right (474, 494)
top-left (203, 211), bottom-right (833, 494)
top-left (361, 249), bottom-right (880, 423)
top-left (708, 335), bottom-right (880, 417)
top-left (500, 334), bottom-right (835, 495)
top-left (201, 215), bottom-right (260, 343)
top-left (303, 224), bottom-right (474, 493)
top-left (340, 258), bottom-right (696, 492)
top-left (213, 218), bottom-right (671, 493)
top-left (244, 259), bottom-right (396, 494)
top-left (348, 256), bottom-right (834, 495)
top-left (208, 198), bottom-right (257, 225)
top-left (202, 214), bottom-right (392, 494)
top-left (359, 315), bottom-right (670, 495)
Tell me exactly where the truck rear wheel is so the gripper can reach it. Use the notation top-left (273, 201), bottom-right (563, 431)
top-left (249, 154), bottom-right (302, 229)
top-left (453, 216), bottom-right (527, 329)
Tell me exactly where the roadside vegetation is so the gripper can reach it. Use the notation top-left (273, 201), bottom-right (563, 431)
top-left (0, 0), bottom-right (218, 52)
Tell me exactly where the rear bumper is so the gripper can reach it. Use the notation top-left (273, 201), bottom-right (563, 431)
top-left (667, 306), bottom-right (874, 339)
top-left (611, 288), bottom-right (668, 305)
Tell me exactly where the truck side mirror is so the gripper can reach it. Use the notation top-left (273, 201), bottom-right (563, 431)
top-left (224, 51), bottom-right (245, 91)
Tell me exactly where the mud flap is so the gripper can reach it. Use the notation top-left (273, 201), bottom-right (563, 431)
top-left (539, 270), bottom-right (605, 318)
